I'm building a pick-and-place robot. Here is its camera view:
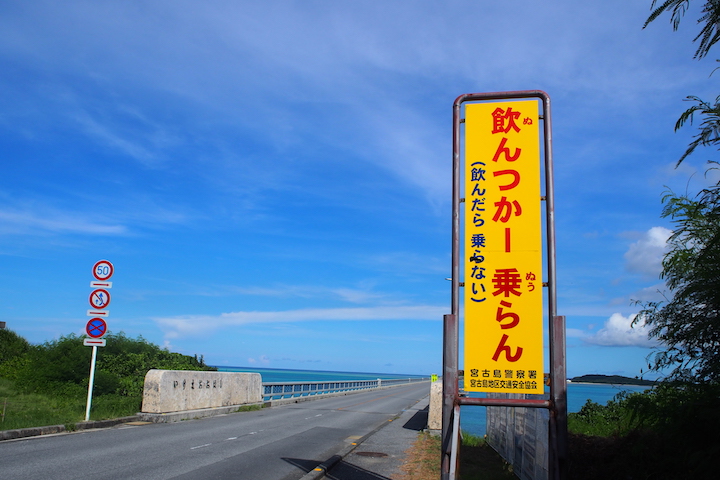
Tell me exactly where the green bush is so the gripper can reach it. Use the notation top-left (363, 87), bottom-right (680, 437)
top-left (3, 332), bottom-right (215, 398)
top-left (0, 329), bottom-right (31, 364)
top-left (14, 334), bottom-right (92, 394)
top-left (568, 383), bottom-right (720, 479)
top-left (568, 390), bottom-right (640, 437)
top-left (0, 330), bottom-right (217, 428)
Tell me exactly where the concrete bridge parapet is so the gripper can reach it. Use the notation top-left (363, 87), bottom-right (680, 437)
top-left (141, 369), bottom-right (262, 414)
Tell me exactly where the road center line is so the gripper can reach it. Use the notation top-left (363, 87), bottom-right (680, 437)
top-left (337, 388), bottom-right (412, 411)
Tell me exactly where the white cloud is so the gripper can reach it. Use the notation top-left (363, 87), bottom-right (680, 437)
top-left (247, 355), bottom-right (270, 365)
top-left (71, 108), bottom-right (174, 167)
top-left (2, 1), bottom-right (699, 206)
top-left (624, 226), bottom-right (671, 277)
top-left (628, 283), bottom-right (668, 303)
top-left (584, 313), bottom-right (658, 347)
top-left (231, 284), bottom-right (386, 304)
top-left (608, 283), bottom-right (669, 310)
top-left (566, 328), bottom-right (589, 338)
top-left (0, 197), bottom-right (192, 238)
top-left (0, 208), bottom-right (127, 236)
top-left (155, 305), bottom-right (447, 338)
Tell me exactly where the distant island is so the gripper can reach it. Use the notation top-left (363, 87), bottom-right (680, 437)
top-left (569, 374), bottom-right (656, 386)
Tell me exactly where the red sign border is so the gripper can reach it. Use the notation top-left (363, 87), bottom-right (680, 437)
top-left (86, 318), bottom-right (108, 338)
top-left (89, 288), bottom-right (111, 309)
top-left (92, 260), bottom-right (114, 281)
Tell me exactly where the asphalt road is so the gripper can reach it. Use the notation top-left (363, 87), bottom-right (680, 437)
top-left (0, 383), bottom-right (429, 480)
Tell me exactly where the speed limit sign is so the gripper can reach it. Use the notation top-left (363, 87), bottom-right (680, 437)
top-left (92, 260), bottom-right (114, 281)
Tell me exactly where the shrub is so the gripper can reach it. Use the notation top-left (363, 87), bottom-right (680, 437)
top-left (568, 382), bottom-right (720, 479)
top-left (1, 331), bottom-right (215, 398)
top-left (568, 391), bottom-right (639, 437)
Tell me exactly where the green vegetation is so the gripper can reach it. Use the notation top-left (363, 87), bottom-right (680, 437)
top-left (0, 329), bottom-right (214, 430)
top-left (569, 391), bottom-right (640, 437)
top-left (567, 383), bottom-right (720, 478)
top-left (639, 1), bottom-right (720, 384)
top-left (458, 432), bottom-right (515, 480)
top-left (556, 4), bottom-right (720, 476)
top-left (235, 404), bottom-right (264, 412)
top-left (0, 378), bottom-right (140, 430)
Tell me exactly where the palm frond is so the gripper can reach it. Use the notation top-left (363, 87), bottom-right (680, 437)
top-left (644, 0), bottom-right (690, 29)
top-left (674, 95), bottom-right (720, 165)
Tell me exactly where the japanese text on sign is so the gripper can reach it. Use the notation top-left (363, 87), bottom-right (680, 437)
top-left (464, 100), bottom-right (543, 394)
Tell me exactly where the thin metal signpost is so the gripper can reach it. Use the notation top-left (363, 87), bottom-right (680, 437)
top-left (84, 260), bottom-right (114, 422)
top-left (443, 91), bottom-right (567, 479)
top-left (85, 343), bottom-right (100, 422)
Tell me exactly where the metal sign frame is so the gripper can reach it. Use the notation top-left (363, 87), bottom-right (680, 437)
top-left (442, 91), bottom-right (567, 479)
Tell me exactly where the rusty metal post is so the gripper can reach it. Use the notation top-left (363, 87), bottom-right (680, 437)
top-left (549, 315), bottom-right (568, 479)
top-left (451, 97), bottom-right (462, 329)
top-left (539, 93), bottom-right (566, 480)
top-left (441, 314), bottom-right (458, 480)
top-left (441, 92), bottom-right (464, 480)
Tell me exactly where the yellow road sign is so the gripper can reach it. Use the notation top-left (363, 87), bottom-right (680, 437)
top-left (463, 100), bottom-right (543, 394)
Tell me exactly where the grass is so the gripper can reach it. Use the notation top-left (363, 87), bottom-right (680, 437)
top-left (1, 377), bottom-right (266, 432)
top-left (0, 378), bottom-right (139, 430)
top-left (396, 432), bottom-right (441, 480)
top-left (397, 431), bottom-right (515, 480)
top-left (458, 432), bottom-right (515, 480)
top-left (235, 404), bottom-right (264, 412)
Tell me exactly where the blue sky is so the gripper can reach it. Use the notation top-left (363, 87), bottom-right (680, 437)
top-left (1, 1), bottom-right (718, 378)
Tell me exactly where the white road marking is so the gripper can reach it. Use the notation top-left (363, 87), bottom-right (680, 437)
top-left (191, 443), bottom-right (212, 450)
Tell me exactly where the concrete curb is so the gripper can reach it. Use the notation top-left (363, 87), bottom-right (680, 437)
top-left (0, 424), bottom-right (66, 441)
top-left (75, 415), bottom-right (142, 430)
top-left (297, 415), bottom-right (396, 480)
top-left (0, 415), bottom-right (142, 441)
top-left (138, 404), bottom-right (263, 423)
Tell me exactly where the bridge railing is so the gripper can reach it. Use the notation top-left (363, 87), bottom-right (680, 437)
top-left (262, 377), bottom-right (429, 401)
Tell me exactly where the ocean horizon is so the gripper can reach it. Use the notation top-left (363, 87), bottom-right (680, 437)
top-left (216, 365), bottom-right (429, 383)
top-left (215, 366), bottom-right (647, 436)
top-left (215, 366), bottom-right (650, 436)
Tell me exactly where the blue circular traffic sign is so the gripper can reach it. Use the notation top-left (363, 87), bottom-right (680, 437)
top-left (86, 318), bottom-right (107, 338)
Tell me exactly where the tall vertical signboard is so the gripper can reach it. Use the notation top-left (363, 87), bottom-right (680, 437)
top-left (463, 100), bottom-right (543, 394)
top-left (443, 91), bottom-right (566, 480)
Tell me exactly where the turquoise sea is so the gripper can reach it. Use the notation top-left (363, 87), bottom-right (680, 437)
top-left (460, 383), bottom-right (652, 436)
top-left (215, 367), bottom-right (649, 437)
top-left (216, 366), bottom-right (428, 383)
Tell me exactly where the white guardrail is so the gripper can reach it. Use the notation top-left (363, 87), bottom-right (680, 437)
top-left (262, 377), bottom-right (430, 401)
